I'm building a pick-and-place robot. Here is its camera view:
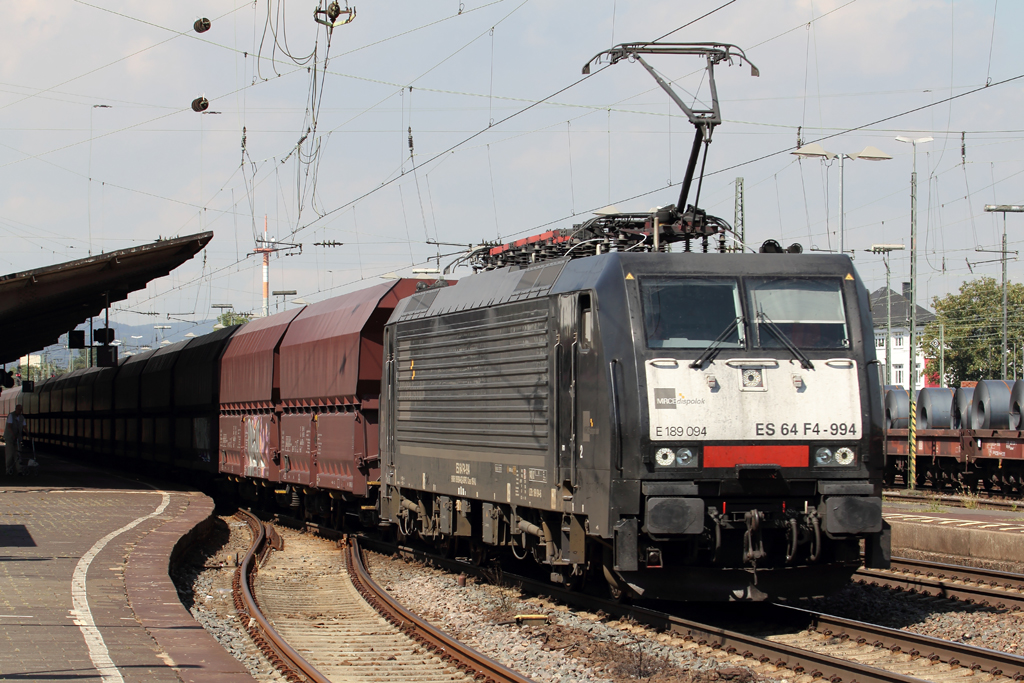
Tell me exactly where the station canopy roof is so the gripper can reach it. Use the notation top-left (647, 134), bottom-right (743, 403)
top-left (0, 232), bottom-right (212, 365)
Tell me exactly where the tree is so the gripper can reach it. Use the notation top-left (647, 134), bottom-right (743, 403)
top-left (920, 277), bottom-right (1024, 386)
top-left (217, 311), bottom-right (251, 327)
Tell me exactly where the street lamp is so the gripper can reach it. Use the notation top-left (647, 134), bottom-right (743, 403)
top-left (983, 204), bottom-right (1023, 379)
top-left (894, 135), bottom-right (932, 491)
top-left (792, 143), bottom-right (893, 255)
top-left (867, 244), bottom-right (906, 385)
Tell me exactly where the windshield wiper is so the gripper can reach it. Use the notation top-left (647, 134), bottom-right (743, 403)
top-left (689, 317), bottom-right (742, 369)
top-left (756, 311), bottom-right (814, 370)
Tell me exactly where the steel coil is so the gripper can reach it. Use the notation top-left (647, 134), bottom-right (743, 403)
top-left (971, 379), bottom-right (1014, 430)
top-left (1010, 380), bottom-right (1024, 430)
top-left (916, 387), bottom-right (955, 429)
top-left (953, 387), bottom-right (975, 429)
top-left (884, 388), bottom-right (910, 429)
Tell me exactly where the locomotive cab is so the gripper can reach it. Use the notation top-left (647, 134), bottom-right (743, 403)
top-left (597, 252), bottom-right (889, 600)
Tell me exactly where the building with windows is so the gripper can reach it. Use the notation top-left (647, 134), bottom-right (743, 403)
top-left (870, 284), bottom-right (936, 391)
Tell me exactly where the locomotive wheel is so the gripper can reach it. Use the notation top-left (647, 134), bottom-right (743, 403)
top-left (436, 535), bottom-right (457, 559)
top-left (468, 541), bottom-right (488, 566)
top-left (601, 560), bottom-right (630, 603)
top-left (561, 564), bottom-right (586, 592)
top-left (390, 522), bottom-right (408, 545)
top-left (606, 580), bottom-right (628, 603)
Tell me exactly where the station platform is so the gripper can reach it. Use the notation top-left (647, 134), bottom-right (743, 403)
top-left (884, 497), bottom-right (1024, 571)
top-left (0, 451), bottom-right (253, 682)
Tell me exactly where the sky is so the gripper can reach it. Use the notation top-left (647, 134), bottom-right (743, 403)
top-left (2, 0), bottom-right (1023, 343)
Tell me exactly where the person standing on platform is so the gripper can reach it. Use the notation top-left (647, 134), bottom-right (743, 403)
top-left (5, 404), bottom-right (26, 475)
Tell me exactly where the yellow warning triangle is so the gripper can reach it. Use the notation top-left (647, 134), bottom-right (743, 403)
top-left (625, 273), bottom-right (635, 280)
top-left (845, 273), bottom-right (854, 280)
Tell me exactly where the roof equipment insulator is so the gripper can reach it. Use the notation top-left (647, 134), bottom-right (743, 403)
top-left (786, 243), bottom-right (803, 254)
top-left (191, 97), bottom-right (209, 113)
top-left (194, 18), bottom-right (211, 33)
top-left (759, 239), bottom-right (783, 253)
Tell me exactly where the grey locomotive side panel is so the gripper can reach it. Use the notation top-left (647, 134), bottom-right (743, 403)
top-left (391, 298), bottom-right (559, 510)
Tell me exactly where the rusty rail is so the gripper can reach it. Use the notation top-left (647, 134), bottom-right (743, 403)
top-left (857, 558), bottom-right (1024, 612)
top-left (884, 491), bottom-right (1022, 511)
top-left (345, 536), bottom-right (535, 683)
top-left (233, 508), bottom-right (330, 683)
top-left (795, 605), bottom-right (1024, 681)
top-left (888, 556), bottom-right (1024, 591)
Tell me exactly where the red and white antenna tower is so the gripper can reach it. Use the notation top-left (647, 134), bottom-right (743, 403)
top-left (253, 216), bottom-right (301, 316)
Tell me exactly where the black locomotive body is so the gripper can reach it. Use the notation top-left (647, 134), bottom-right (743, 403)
top-left (380, 251), bottom-right (890, 601)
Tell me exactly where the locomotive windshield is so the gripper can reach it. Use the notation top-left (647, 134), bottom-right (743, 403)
top-left (642, 277), bottom-right (743, 349)
top-left (747, 277), bottom-right (849, 349)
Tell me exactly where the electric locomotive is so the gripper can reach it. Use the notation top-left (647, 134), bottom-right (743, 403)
top-left (378, 209), bottom-right (890, 601)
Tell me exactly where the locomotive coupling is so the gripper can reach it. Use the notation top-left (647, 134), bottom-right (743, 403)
top-left (707, 506), bottom-right (826, 567)
top-left (741, 510), bottom-right (766, 565)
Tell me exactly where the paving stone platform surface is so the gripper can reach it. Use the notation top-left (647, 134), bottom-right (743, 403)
top-left (884, 497), bottom-right (1024, 565)
top-left (0, 451), bottom-right (254, 682)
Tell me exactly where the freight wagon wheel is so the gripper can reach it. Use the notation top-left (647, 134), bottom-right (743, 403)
top-left (958, 471), bottom-right (981, 495)
top-left (883, 463), bottom-right (897, 488)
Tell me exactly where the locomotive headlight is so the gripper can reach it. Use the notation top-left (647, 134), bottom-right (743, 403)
top-left (655, 448), bottom-right (676, 467)
top-left (833, 447), bottom-right (856, 466)
top-left (814, 447), bottom-right (833, 466)
top-left (675, 447), bottom-right (697, 467)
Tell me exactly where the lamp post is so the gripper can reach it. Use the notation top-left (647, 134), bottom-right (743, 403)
top-left (272, 290), bottom-right (297, 312)
top-left (983, 204), bottom-right (1023, 379)
top-left (792, 144), bottom-right (893, 255)
top-left (867, 244), bottom-right (906, 385)
top-left (894, 135), bottom-right (932, 490)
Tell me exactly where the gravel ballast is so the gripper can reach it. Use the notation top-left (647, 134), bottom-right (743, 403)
top-left (170, 515), bottom-right (289, 683)
top-left (366, 550), bottom-right (763, 683)
top-left (174, 516), bottom-right (1024, 683)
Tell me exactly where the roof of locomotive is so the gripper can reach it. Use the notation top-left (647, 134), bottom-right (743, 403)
top-left (389, 251), bottom-right (865, 323)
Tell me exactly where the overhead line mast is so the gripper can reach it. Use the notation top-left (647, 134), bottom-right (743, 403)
top-left (253, 216), bottom-right (301, 317)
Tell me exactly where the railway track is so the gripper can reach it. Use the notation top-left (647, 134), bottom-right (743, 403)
top-left (885, 491), bottom-right (1023, 512)
top-left (357, 535), bottom-right (1024, 683)
top-left (769, 605), bottom-right (1024, 681)
top-left (231, 509), bottom-right (533, 683)
top-left (856, 557), bottom-right (1024, 611)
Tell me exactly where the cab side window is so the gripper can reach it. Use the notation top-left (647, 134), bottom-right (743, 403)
top-left (580, 295), bottom-right (593, 350)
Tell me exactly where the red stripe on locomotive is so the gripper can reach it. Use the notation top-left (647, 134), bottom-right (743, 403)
top-left (704, 445), bottom-right (808, 467)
